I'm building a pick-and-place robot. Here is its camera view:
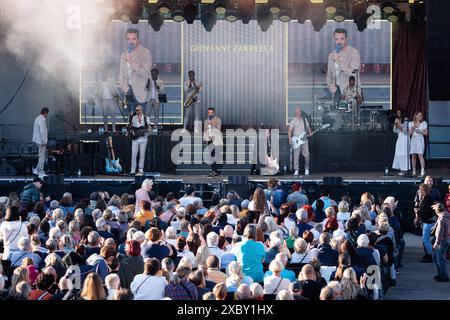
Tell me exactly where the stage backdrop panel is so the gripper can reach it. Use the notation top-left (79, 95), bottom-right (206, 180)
top-left (288, 20), bottom-right (392, 125)
top-left (183, 20), bottom-right (287, 127)
top-left (80, 21), bottom-right (183, 125)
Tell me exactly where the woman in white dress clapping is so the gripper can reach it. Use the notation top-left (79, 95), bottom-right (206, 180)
top-left (392, 109), bottom-right (410, 175)
top-left (408, 111), bottom-right (428, 177)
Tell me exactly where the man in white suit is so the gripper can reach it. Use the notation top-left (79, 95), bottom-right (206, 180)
top-left (32, 107), bottom-right (49, 178)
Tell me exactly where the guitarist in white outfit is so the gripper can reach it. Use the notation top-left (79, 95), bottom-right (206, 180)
top-left (288, 107), bottom-right (312, 176)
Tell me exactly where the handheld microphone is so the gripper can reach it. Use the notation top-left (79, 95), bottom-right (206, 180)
top-left (127, 43), bottom-right (135, 53)
top-left (335, 44), bottom-right (343, 54)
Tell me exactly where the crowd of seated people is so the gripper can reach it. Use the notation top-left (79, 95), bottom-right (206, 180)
top-left (0, 176), bottom-right (446, 301)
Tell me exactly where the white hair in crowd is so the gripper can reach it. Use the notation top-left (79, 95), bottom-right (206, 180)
top-left (206, 232), bottom-right (219, 247)
top-left (133, 231), bottom-right (145, 243)
top-left (52, 208), bottom-right (64, 221)
top-left (105, 274), bottom-right (120, 290)
top-left (142, 179), bottom-right (154, 190)
top-left (165, 227), bottom-right (177, 240)
top-left (126, 228), bottom-right (138, 241)
top-left (95, 218), bottom-right (107, 231)
top-left (92, 209), bottom-right (103, 221)
top-left (357, 234), bottom-right (370, 248)
top-left (49, 227), bottom-right (62, 240)
top-left (223, 225), bottom-right (234, 237)
top-left (296, 208), bottom-right (308, 221)
top-left (264, 216), bottom-right (278, 233)
top-left (276, 290), bottom-right (293, 300)
top-left (18, 237), bottom-right (31, 251)
top-left (250, 283), bottom-right (264, 299)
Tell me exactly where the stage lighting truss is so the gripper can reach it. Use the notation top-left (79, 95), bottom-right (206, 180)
top-left (325, 0), bottom-right (337, 14)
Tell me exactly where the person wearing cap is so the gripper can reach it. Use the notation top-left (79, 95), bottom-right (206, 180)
top-left (20, 177), bottom-right (44, 208)
top-left (432, 203), bottom-right (450, 282)
top-left (289, 280), bottom-right (309, 300)
top-left (287, 183), bottom-right (309, 209)
top-left (135, 179), bottom-right (153, 214)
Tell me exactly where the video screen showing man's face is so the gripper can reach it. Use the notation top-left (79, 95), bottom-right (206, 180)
top-left (334, 32), bottom-right (347, 47)
top-left (126, 32), bottom-right (139, 48)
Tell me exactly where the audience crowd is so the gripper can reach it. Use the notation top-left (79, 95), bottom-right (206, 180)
top-left (0, 175), bottom-right (448, 301)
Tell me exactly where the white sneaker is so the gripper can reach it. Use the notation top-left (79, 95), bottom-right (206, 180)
top-left (136, 172), bottom-right (144, 176)
top-left (32, 169), bottom-right (39, 175)
top-left (38, 172), bottom-right (47, 179)
top-left (294, 170), bottom-right (299, 176)
top-left (305, 169), bottom-right (310, 176)
top-left (419, 169), bottom-right (425, 178)
top-left (398, 171), bottom-right (405, 176)
top-left (412, 170), bottom-right (416, 176)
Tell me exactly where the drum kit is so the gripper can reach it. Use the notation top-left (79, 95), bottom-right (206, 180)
top-left (312, 98), bottom-right (361, 131)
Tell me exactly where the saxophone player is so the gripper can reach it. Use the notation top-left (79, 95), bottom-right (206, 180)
top-left (183, 71), bottom-right (203, 133)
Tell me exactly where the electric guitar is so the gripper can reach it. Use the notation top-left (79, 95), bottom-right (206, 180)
top-left (291, 124), bottom-right (330, 150)
top-left (261, 129), bottom-right (279, 176)
top-left (105, 136), bottom-right (122, 174)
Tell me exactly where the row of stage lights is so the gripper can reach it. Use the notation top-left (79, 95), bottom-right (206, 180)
top-left (97, 0), bottom-right (425, 32)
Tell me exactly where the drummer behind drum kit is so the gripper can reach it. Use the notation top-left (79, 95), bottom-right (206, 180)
top-left (312, 98), bottom-right (385, 131)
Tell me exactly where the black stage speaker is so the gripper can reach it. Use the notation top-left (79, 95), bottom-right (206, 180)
top-left (0, 162), bottom-right (18, 176)
top-left (44, 174), bottom-right (65, 185)
top-left (323, 176), bottom-right (343, 185)
top-left (228, 175), bottom-right (248, 184)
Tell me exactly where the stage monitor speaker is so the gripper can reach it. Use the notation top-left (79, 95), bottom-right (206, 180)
top-left (0, 161), bottom-right (19, 176)
top-left (44, 174), bottom-right (65, 185)
top-left (323, 176), bottom-right (343, 185)
top-left (228, 175), bottom-right (248, 185)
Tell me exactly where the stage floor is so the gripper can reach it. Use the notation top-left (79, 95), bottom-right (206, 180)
top-left (1, 168), bottom-right (449, 184)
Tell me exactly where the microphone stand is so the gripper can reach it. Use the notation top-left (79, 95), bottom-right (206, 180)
top-left (56, 115), bottom-right (77, 132)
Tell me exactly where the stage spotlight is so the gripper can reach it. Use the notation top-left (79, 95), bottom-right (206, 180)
top-left (239, 0), bottom-right (255, 24)
top-left (310, 3), bottom-right (327, 32)
top-left (294, 0), bottom-right (310, 24)
top-left (120, 14), bottom-right (130, 22)
top-left (333, 6), bottom-right (346, 22)
top-left (268, 0), bottom-right (281, 15)
top-left (184, 1), bottom-right (198, 24)
top-left (201, 9), bottom-right (217, 31)
top-left (225, 8), bottom-right (239, 22)
top-left (172, 11), bottom-right (184, 22)
top-left (279, 9), bottom-right (291, 22)
top-left (215, 0), bottom-right (227, 14)
top-left (257, 6), bottom-right (273, 31)
top-left (148, 10), bottom-right (164, 31)
top-left (387, 8), bottom-right (399, 22)
top-left (325, 1), bottom-right (337, 14)
top-left (381, 0), bottom-right (395, 14)
top-left (158, 1), bottom-right (171, 14)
